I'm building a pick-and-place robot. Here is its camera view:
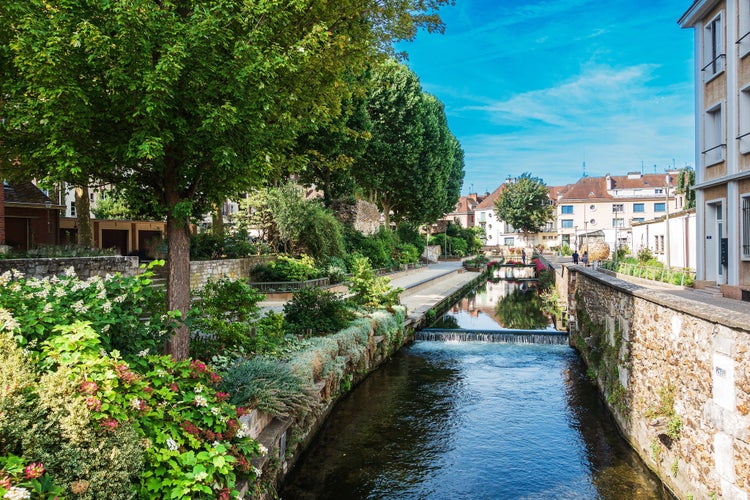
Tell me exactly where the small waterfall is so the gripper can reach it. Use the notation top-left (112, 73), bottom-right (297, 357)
top-left (416, 328), bottom-right (568, 345)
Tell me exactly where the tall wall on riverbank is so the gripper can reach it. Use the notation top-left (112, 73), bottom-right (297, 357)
top-left (556, 265), bottom-right (750, 499)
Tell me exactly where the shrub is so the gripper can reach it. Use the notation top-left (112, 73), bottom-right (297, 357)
top-left (283, 287), bottom-right (354, 337)
top-left (396, 224), bottom-right (426, 257)
top-left (190, 230), bottom-right (257, 260)
top-left (0, 261), bottom-right (172, 360)
top-left (637, 247), bottom-right (654, 263)
top-left (189, 279), bottom-right (265, 360)
top-left (347, 256), bottom-right (402, 310)
top-left (394, 243), bottom-right (419, 265)
top-left (323, 256), bottom-right (349, 284)
top-left (251, 254), bottom-right (320, 282)
top-left (220, 357), bottom-right (318, 419)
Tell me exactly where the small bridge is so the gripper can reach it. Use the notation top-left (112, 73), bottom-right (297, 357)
top-left (415, 328), bottom-right (569, 345)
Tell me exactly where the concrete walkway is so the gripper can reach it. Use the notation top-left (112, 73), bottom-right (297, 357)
top-left (258, 260), bottom-right (482, 322)
top-left (544, 254), bottom-right (750, 321)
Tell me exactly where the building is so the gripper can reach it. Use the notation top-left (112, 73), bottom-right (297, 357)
top-left (1, 179), bottom-right (62, 251)
top-left (555, 173), bottom-right (678, 253)
top-left (679, 0), bottom-right (750, 298)
top-left (631, 208), bottom-right (697, 269)
top-left (439, 193), bottom-right (485, 229)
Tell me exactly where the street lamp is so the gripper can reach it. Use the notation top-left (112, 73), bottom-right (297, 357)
top-left (574, 225), bottom-right (578, 251)
top-left (665, 174), bottom-right (671, 270)
top-left (44, 200), bottom-right (52, 243)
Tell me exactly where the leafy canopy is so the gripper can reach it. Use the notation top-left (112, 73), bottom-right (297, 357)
top-left (493, 173), bottom-right (554, 234)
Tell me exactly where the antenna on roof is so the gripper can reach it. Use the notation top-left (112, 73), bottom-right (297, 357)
top-left (582, 161), bottom-right (587, 177)
top-left (653, 164), bottom-right (657, 174)
top-left (641, 160), bottom-right (644, 175)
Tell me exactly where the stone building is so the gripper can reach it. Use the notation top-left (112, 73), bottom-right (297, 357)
top-left (679, 0), bottom-right (750, 299)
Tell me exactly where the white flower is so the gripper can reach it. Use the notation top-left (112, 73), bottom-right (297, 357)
top-left (53, 288), bottom-right (66, 298)
top-left (210, 406), bottom-right (220, 415)
top-left (130, 398), bottom-right (142, 410)
top-left (165, 438), bottom-right (179, 451)
top-left (236, 423), bottom-right (250, 439)
top-left (101, 324), bottom-right (110, 333)
top-left (71, 300), bottom-right (89, 314)
top-left (154, 369), bottom-right (168, 378)
top-left (3, 486), bottom-right (31, 500)
top-left (64, 266), bottom-right (77, 277)
top-left (258, 443), bottom-right (268, 455)
top-left (99, 348), bottom-right (109, 357)
top-left (0, 271), bottom-right (12, 286)
top-left (0, 309), bottom-right (20, 333)
top-left (137, 349), bottom-right (149, 357)
top-left (194, 395), bottom-right (208, 407)
top-left (194, 384), bottom-right (203, 394)
top-left (114, 294), bottom-right (127, 303)
top-left (212, 441), bottom-right (221, 448)
top-left (42, 303), bottom-right (53, 314)
top-left (252, 466), bottom-right (262, 478)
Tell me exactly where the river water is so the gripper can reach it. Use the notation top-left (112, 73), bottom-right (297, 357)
top-left (281, 282), bottom-right (670, 499)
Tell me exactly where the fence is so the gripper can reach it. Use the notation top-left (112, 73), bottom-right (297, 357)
top-left (247, 277), bottom-right (330, 292)
top-left (600, 260), bottom-right (696, 287)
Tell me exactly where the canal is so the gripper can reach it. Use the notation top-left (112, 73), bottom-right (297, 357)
top-left (281, 281), bottom-right (671, 499)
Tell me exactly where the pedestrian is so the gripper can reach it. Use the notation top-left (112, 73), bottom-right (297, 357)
top-left (582, 251), bottom-right (589, 266)
top-left (521, 249), bottom-right (526, 264)
top-left (572, 250), bottom-right (579, 264)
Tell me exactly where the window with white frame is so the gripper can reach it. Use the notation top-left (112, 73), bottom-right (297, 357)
top-left (504, 237), bottom-right (514, 246)
top-left (703, 13), bottom-right (725, 82)
top-left (561, 219), bottom-right (574, 228)
top-left (740, 0), bottom-right (750, 57)
top-left (740, 85), bottom-right (750, 154)
top-left (561, 205), bottom-right (573, 214)
top-left (612, 218), bottom-right (624, 228)
top-left (742, 194), bottom-right (750, 259)
top-left (704, 102), bottom-right (725, 166)
top-left (611, 204), bottom-right (624, 213)
top-left (633, 203), bottom-right (645, 213)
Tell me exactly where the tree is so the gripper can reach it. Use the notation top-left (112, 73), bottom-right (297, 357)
top-left (0, 0), bottom-right (450, 359)
top-left (494, 173), bottom-right (554, 236)
top-left (676, 167), bottom-right (695, 210)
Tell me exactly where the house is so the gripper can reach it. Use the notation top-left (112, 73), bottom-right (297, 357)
top-left (679, 0), bottom-right (750, 299)
top-left (439, 193), bottom-right (485, 228)
top-left (555, 173), bottom-right (678, 253)
top-left (1, 179), bottom-right (62, 251)
top-left (631, 208), bottom-right (697, 269)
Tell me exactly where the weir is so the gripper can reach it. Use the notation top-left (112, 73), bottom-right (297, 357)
top-left (416, 327), bottom-right (569, 344)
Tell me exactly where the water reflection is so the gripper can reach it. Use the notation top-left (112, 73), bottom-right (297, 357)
top-left (282, 343), bottom-right (670, 499)
top-left (432, 280), bottom-right (554, 330)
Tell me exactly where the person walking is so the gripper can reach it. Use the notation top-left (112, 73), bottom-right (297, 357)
top-left (572, 250), bottom-right (579, 264)
top-left (581, 251), bottom-right (589, 266)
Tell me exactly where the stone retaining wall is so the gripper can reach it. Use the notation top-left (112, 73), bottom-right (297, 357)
top-left (0, 256), bottom-right (140, 279)
top-left (558, 266), bottom-right (750, 499)
top-left (189, 256), bottom-right (275, 289)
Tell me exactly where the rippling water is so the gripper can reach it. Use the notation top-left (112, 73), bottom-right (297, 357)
top-left (282, 342), bottom-right (670, 499)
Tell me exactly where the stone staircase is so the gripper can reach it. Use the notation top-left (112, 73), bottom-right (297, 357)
top-left (694, 284), bottom-right (723, 298)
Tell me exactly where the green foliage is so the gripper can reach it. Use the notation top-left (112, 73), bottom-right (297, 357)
top-left (220, 357), bottom-right (318, 419)
top-left (252, 254), bottom-right (321, 282)
top-left (283, 287), bottom-right (354, 338)
top-left (190, 230), bottom-right (256, 260)
top-left (347, 256), bottom-right (403, 310)
top-left (396, 223), bottom-right (427, 256)
top-left (676, 167), bottom-right (696, 209)
top-left (646, 384), bottom-right (682, 441)
top-left (637, 247), bottom-right (654, 262)
top-left (189, 279), bottom-right (265, 361)
top-left (494, 289), bottom-right (549, 330)
top-left (0, 261), bottom-right (172, 359)
top-left (394, 243), bottom-right (420, 264)
top-left (0, 454), bottom-right (65, 499)
top-left (323, 256), bottom-right (349, 284)
top-left (90, 191), bottom-right (143, 220)
top-left (494, 173), bottom-right (554, 233)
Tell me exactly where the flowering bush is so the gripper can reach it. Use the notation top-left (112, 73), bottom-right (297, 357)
top-left (0, 264), bottom-right (266, 498)
top-left (0, 455), bottom-right (64, 500)
top-left (0, 261), bottom-right (174, 360)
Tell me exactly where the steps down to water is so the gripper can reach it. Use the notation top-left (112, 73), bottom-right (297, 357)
top-left (416, 328), bottom-right (569, 345)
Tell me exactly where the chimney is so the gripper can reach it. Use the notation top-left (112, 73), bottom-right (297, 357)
top-left (605, 174), bottom-right (613, 190)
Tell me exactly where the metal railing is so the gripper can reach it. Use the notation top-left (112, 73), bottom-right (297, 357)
top-left (248, 276), bottom-right (330, 292)
top-left (600, 261), bottom-right (696, 287)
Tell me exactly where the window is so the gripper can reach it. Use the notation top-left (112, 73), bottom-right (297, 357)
top-left (504, 237), bottom-right (514, 246)
top-left (561, 205), bottom-right (574, 214)
top-left (704, 103), bottom-right (725, 166)
top-left (703, 13), bottom-right (724, 82)
top-left (633, 203), bottom-right (645, 213)
top-left (740, 85), bottom-right (750, 154)
top-left (612, 218), bottom-right (625, 228)
top-left (654, 202), bottom-right (666, 212)
top-left (70, 201), bottom-right (76, 217)
top-left (654, 188), bottom-right (664, 195)
top-left (561, 219), bottom-right (574, 228)
top-left (740, 0), bottom-right (750, 57)
top-left (742, 194), bottom-right (750, 259)
top-left (611, 204), bottom-right (624, 213)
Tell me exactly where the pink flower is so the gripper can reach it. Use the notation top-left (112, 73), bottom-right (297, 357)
top-left (85, 396), bottom-right (102, 411)
top-left (24, 462), bottom-right (44, 479)
top-left (209, 372), bottom-right (222, 384)
top-left (0, 475), bottom-right (12, 488)
top-left (79, 380), bottom-right (98, 395)
top-left (100, 418), bottom-right (119, 431)
top-left (215, 391), bottom-right (230, 402)
top-left (190, 360), bottom-right (208, 378)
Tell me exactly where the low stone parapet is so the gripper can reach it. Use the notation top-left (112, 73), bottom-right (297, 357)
top-left (0, 255), bottom-right (140, 279)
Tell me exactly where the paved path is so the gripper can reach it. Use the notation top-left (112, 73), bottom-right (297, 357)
top-left (544, 254), bottom-right (750, 321)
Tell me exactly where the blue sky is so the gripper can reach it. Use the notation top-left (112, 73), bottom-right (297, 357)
top-left (399, 0), bottom-right (696, 194)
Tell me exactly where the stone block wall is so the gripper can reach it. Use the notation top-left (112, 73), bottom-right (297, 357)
top-left (189, 255), bottom-right (275, 290)
top-left (0, 256), bottom-right (140, 279)
top-left (560, 266), bottom-right (750, 499)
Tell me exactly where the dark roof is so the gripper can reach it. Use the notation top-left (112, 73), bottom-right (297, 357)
top-left (3, 180), bottom-right (55, 206)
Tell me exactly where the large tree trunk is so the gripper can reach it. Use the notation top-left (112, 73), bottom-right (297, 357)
top-left (211, 202), bottom-right (224, 237)
top-left (74, 185), bottom-right (94, 247)
top-left (163, 211), bottom-right (192, 360)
